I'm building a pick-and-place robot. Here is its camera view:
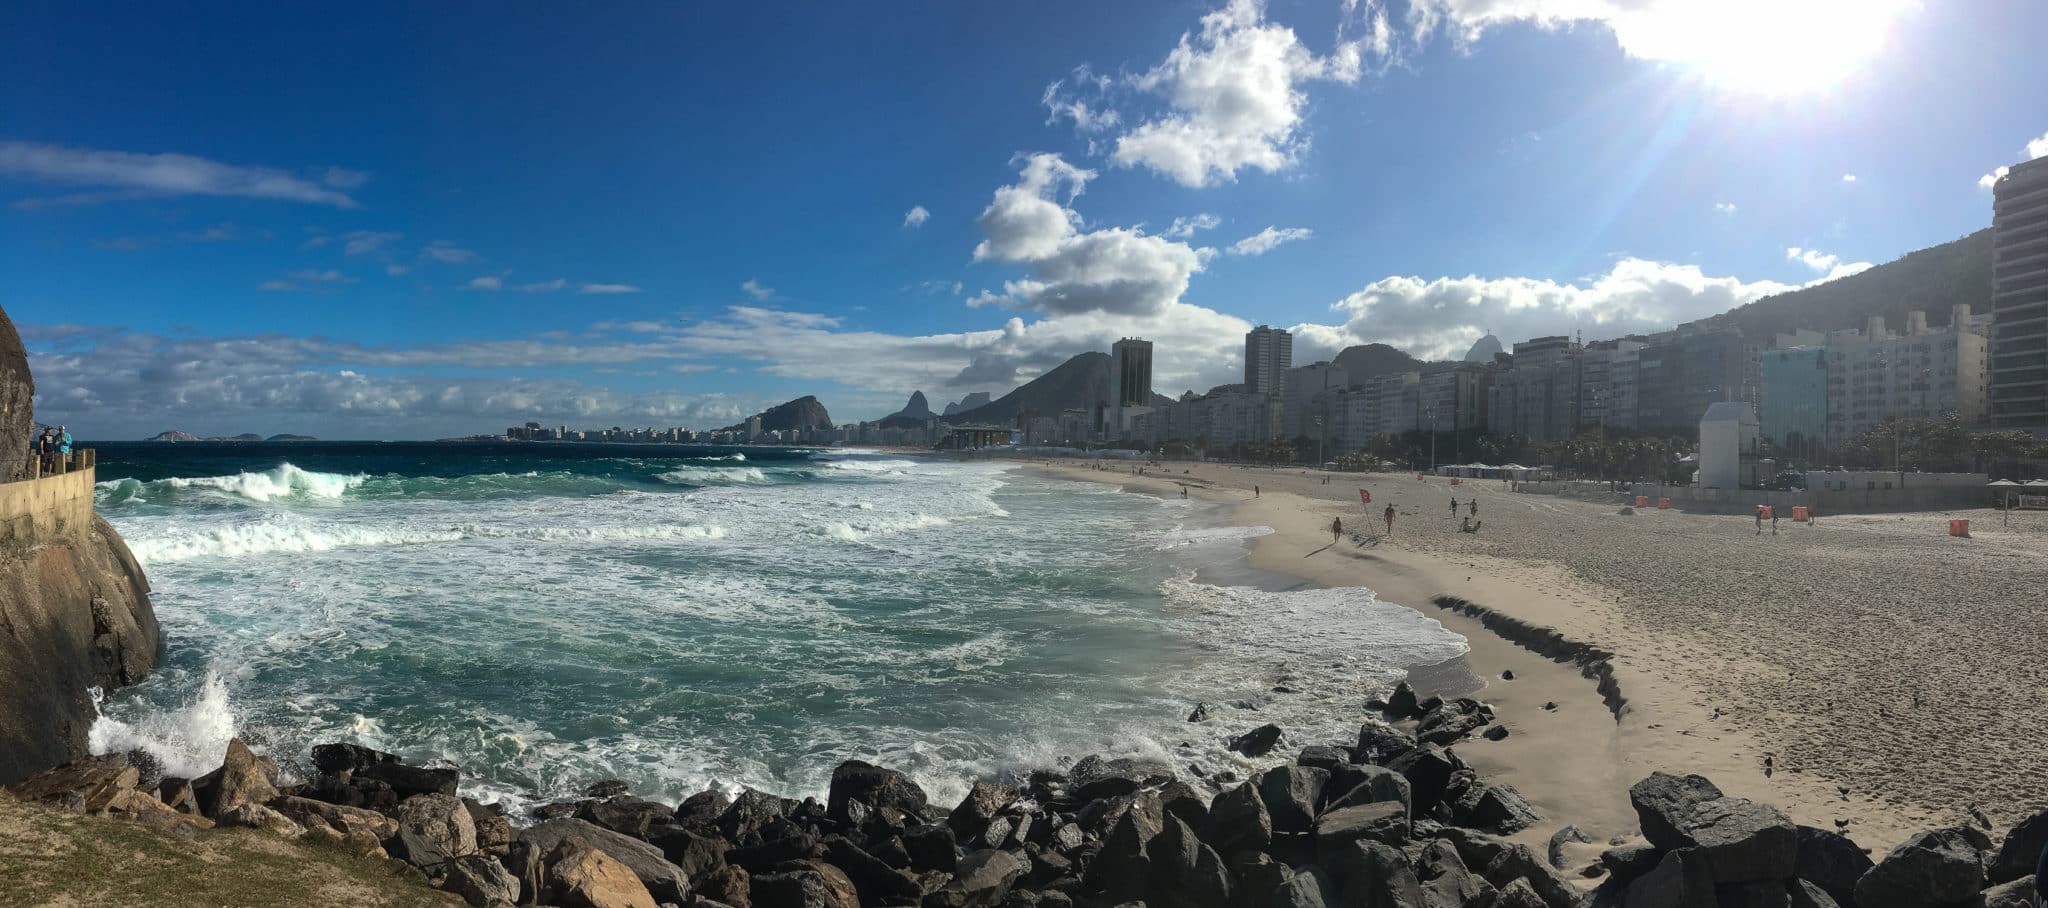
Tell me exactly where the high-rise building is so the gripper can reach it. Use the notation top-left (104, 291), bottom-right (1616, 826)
top-left (1821, 307), bottom-right (1989, 450)
top-left (1111, 338), bottom-right (1154, 407)
top-left (1634, 327), bottom-right (1749, 434)
top-left (1989, 156), bottom-right (2048, 431)
top-left (1244, 326), bottom-right (1293, 396)
top-left (1758, 346), bottom-right (1828, 458)
top-left (1281, 361), bottom-right (1347, 439)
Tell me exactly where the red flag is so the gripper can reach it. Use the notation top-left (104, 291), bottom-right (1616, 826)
top-left (1358, 489), bottom-right (1371, 505)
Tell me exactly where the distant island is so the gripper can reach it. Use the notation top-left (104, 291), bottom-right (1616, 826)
top-left (143, 431), bottom-right (318, 442)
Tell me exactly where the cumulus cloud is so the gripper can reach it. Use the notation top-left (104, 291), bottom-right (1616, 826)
top-left (1041, 66), bottom-right (1123, 135)
top-left (1071, 0), bottom-right (1368, 187)
top-left (466, 276), bottom-right (503, 290)
top-left (968, 153), bottom-right (1204, 317)
top-left (1786, 246), bottom-right (1872, 284)
top-left (1979, 128), bottom-right (2048, 189)
top-left (580, 283), bottom-right (641, 294)
top-left (903, 205), bottom-right (930, 227)
top-left (1227, 225), bottom-right (1312, 256)
top-left (419, 241), bottom-right (481, 265)
top-left (1714, 201), bottom-right (1737, 214)
top-left (0, 141), bottom-right (362, 208)
top-left (1841, 173), bottom-right (1857, 183)
top-left (1312, 258), bottom-right (1798, 361)
top-left (741, 279), bottom-right (774, 300)
top-left (343, 230), bottom-right (401, 255)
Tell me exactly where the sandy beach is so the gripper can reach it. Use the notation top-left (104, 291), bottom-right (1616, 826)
top-left (1028, 458), bottom-right (2048, 853)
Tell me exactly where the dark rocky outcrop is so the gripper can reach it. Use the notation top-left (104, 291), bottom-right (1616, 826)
top-left (1853, 825), bottom-right (1992, 908)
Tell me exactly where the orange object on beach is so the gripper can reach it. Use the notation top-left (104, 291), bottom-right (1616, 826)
top-left (1949, 518), bottom-right (1970, 537)
top-left (1634, 495), bottom-right (1649, 507)
top-left (1792, 506), bottom-right (1810, 521)
top-left (1657, 497), bottom-right (1671, 509)
top-left (1358, 489), bottom-right (1371, 505)
top-left (1450, 478), bottom-right (1460, 485)
top-left (1758, 505), bottom-right (1773, 519)
top-left (1416, 473), bottom-right (1425, 481)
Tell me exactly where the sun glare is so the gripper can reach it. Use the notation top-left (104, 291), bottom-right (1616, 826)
top-left (1616, 0), bottom-right (1915, 95)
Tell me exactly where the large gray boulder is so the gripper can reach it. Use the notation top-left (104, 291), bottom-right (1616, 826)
top-left (1853, 825), bottom-right (1992, 908)
top-left (1629, 773), bottom-right (1724, 851)
top-left (1204, 780), bottom-right (1272, 856)
top-left (1991, 808), bottom-right (2048, 885)
top-left (924, 849), bottom-right (1026, 908)
top-left (826, 759), bottom-right (930, 825)
top-left (1624, 848), bottom-right (1715, 908)
top-left (1147, 815), bottom-right (1231, 908)
top-left (391, 793), bottom-right (478, 871)
top-left (1256, 765), bottom-right (1328, 834)
top-left (518, 817), bottom-right (691, 903)
top-left (1794, 825), bottom-right (1872, 902)
top-left (1682, 797), bottom-right (1797, 882)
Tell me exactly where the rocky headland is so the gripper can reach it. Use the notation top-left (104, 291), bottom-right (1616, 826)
top-left (7, 680), bottom-right (2041, 908)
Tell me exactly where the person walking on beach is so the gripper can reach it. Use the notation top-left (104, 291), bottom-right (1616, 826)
top-left (1771, 509), bottom-right (1780, 535)
top-left (1254, 484), bottom-right (1260, 498)
top-left (1755, 506), bottom-right (1765, 535)
top-left (1448, 497), bottom-right (1458, 517)
top-left (1469, 499), bottom-right (1477, 517)
top-left (1383, 503), bottom-right (1396, 536)
top-left (1332, 516), bottom-right (1343, 542)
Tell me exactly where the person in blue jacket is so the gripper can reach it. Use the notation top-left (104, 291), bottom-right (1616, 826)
top-left (56, 425), bottom-right (71, 457)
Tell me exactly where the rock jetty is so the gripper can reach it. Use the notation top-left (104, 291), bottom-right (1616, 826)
top-left (6, 683), bottom-right (2042, 907)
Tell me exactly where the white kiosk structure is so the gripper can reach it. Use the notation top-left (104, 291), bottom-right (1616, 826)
top-left (1698, 401), bottom-right (1759, 490)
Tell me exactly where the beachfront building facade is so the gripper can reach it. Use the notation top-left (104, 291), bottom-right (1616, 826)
top-left (1821, 308), bottom-right (1989, 449)
top-left (1990, 155), bottom-right (2048, 431)
top-left (1578, 338), bottom-right (1644, 432)
top-left (1634, 326), bottom-right (1751, 434)
top-left (1109, 337), bottom-right (1155, 442)
top-left (1759, 345), bottom-right (1829, 457)
top-left (1420, 365), bottom-right (1489, 432)
top-left (1244, 325), bottom-right (1293, 396)
top-left (1281, 361), bottom-right (1347, 439)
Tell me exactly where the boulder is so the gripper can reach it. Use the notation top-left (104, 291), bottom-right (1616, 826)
top-left (1793, 825), bottom-right (1871, 902)
top-left (158, 776), bottom-right (199, 814)
top-left (1972, 877), bottom-right (2039, 908)
top-left (1314, 801), bottom-right (1408, 852)
top-left (1256, 765), bottom-right (1328, 834)
top-left (1681, 797), bottom-right (1797, 882)
top-left (392, 793), bottom-right (479, 870)
top-left (822, 835), bottom-right (920, 905)
top-left (1546, 825), bottom-right (1594, 870)
top-left (302, 772), bottom-right (400, 813)
top-left (217, 802), bottom-right (304, 838)
top-left (1718, 880), bottom-right (1794, 908)
top-left (360, 761), bottom-right (459, 799)
top-left (676, 788), bottom-right (733, 828)
top-left (1156, 778), bottom-right (1207, 832)
top-left (1296, 745), bottom-right (1349, 771)
top-left (1624, 848), bottom-right (1715, 908)
top-left (749, 859), bottom-right (858, 908)
top-left (648, 824), bottom-right (732, 880)
top-left (1325, 764), bottom-right (1412, 817)
top-left (1147, 815), bottom-right (1231, 908)
top-left (1416, 839), bottom-right (1493, 908)
top-left (1384, 681), bottom-right (1424, 719)
top-left (1786, 879), bottom-right (1843, 908)
top-left (904, 822), bottom-right (960, 873)
top-left (269, 794), bottom-right (398, 843)
top-left (1355, 721), bottom-right (1417, 766)
top-left (1067, 755), bottom-right (1174, 804)
top-left (1415, 698), bottom-right (1493, 746)
top-left (925, 849), bottom-right (1028, 908)
top-left (947, 780), bottom-right (1020, 840)
top-left (585, 779), bottom-right (630, 798)
top-left (3, 753), bottom-right (139, 812)
top-left (826, 760), bottom-right (930, 825)
top-left (463, 799), bottom-right (511, 855)
top-left (1325, 839), bottom-right (1423, 907)
top-left (547, 836), bottom-right (659, 908)
top-left (1494, 879), bottom-right (1550, 908)
top-left (310, 742), bottom-right (399, 776)
top-left (1187, 702), bottom-right (1214, 722)
top-left (720, 788), bottom-right (792, 842)
top-left (1991, 807), bottom-right (2048, 884)
top-left (1228, 723), bottom-right (1285, 758)
top-left (1600, 842), bottom-right (1664, 885)
top-left (1270, 867), bottom-right (1333, 908)
top-left (1084, 798), bottom-right (1164, 903)
top-left (441, 853), bottom-right (521, 907)
top-left (696, 864), bottom-right (752, 907)
top-left (519, 817), bottom-right (693, 903)
top-left (726, 817), bottom-right (824, 871)
top-left (1629, 773), bottom-right (1724, 851)
top-left (1480, 843), bottom-right (1581, 908)
top-left (578, 795), bottom-right (675, 839)
top-left (1386, 745), bottom-right (1462, 817)
top-left (1852, 825), bottom-right (1992, 908)
top-left (1449, 781), bottom-right (1538, 835)
top-left (1203, 780), bottom-right (1272, 856)
top-left (193, 738), bottom-right (278, 820)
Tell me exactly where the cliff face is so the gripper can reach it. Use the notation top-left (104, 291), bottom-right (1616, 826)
top-left (0, 305), bottom-right (160, 785)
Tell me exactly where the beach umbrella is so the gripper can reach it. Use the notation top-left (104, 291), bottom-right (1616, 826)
top-left (1988, 479), bottom-right (2021, 487)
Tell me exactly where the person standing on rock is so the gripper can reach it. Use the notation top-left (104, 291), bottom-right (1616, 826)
top-left (1384, 503), bottom-right (1396, 536)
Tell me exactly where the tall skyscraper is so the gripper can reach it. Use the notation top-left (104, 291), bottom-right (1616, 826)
top-left (1111, 338), bottom-right (1154, 407)
top-left (1244, 325), bottom-right (1292, 396)
top-left (1989, 156), bottom-right (2048, 431)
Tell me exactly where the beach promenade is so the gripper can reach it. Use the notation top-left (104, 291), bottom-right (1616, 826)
top-left (1034, 460), bottom-right (2048, 853)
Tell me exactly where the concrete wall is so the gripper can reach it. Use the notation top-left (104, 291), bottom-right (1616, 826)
top-left (0, 467), bottom-right (95, 549)
top-left (1515, 473), bottom-right (1993, 515)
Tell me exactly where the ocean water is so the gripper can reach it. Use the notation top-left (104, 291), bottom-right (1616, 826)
top-left (86, 442), bottom-right (1467, 812)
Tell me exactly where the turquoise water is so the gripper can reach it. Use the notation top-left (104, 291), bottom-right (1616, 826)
top-left (87, 442), bottom-right (1466, 810)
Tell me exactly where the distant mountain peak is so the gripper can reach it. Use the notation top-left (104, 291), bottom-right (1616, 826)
top-left (723, 395), bottom-right (833, 434)
top-left (942, 392), bottom-right (991, 416)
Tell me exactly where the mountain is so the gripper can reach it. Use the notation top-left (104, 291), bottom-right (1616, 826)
top-left (1332, 343), bottom-right (1427, 381)
top-left (1710, 228), bottom-right (1993, 340)
top-left (948, 352), bottom-right (1112, 424)
top-left (145, 430), bottom-right (199, 442)
top-left (266, 434), bottom-right (318, 442)
top-left (942, 392), bottom-right (991, 416)
top-left (724, 395), bottom-right (833, 434)
top-left (878, 391), bottom-right (935, 429)
top-left (221, 433), bottom-right (264, 442)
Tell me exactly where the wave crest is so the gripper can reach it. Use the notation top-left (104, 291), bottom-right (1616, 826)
top-left (98, 463), bottom-right (364, 505)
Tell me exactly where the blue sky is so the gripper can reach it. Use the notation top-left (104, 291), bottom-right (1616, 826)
top-left (3, 0), bottom-right (2044, 438)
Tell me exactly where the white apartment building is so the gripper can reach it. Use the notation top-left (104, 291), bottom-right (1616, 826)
top-left (1822, 306), bottom-right (1989, 449)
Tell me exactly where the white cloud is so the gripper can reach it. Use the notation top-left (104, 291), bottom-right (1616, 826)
top-left (323, 167), bottom-right (371, 190)
top-left (1164, 213), bottom-right (1222, 239)
top-left (467, 276), bottom-right (503, 290)
top-left (257, 280), bottom-right (300, 293)
top-left (1227, 225), bottom-right (1313, 256)
top-left (0, 141), bottom-right (362, 208)
top-left (1313, 258), bottom-right (1798, 361)
top-left (969, 154), bottom-right (1204, 317)
top-left (580, 283), bottom-right (641, 295)
top-left (1785, 246), bottom-right (1871, 283)
top-left (1978, 128), bottom-right (2048, 189)
top-left (287, 269), bottom-right (354, 284)
top-left (1041, 67), bottom-right (1124, 135)
top-left (1841, 173), bottom-right (1857, 183)
top-left (1086, 0), bottom-right (1369, 187)
top-left (516, 279), bottom-right (568, 293)
top-left (741, 279), bottom-right (774, 300)
top-left (669, 364), bottom-right (718, 375)
top-left (1714, 201), bottom-right (1737, 214)
top-left (903, 205), bottom-right (930, 227)
top-left (343, 231), bottom-right (401, 255)
top-left (419, 241), bottom-right (481, 265)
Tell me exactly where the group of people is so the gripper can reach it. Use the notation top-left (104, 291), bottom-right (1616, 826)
top-left (31, 424), bottom-right (70, 474)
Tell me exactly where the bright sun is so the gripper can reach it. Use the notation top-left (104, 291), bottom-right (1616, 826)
top-left (1609, 0), bottom-right (1916, 95)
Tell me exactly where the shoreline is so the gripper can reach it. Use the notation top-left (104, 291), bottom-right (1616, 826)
top-left (1027, 459), bottom-right (1934, 851)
